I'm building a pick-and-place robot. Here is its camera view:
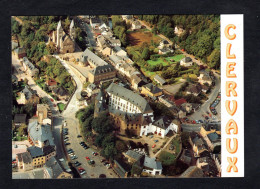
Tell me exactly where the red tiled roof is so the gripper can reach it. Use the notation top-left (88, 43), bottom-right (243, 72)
top-left (174, 98), bottom-right (187, 106)
top-left (47, 79), bottom-right (57, 86)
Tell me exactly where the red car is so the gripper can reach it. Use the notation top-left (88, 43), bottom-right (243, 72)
top-left (152, 144), bottom-right (156, 148)
top-left (85, 156), bottom-right (90, 161)
top-left (181, 49), bottom-right (185, 52)
top-left (192, 120), bottom-right (196, 124)
top-left (51, 99), bottom-right (54, 102)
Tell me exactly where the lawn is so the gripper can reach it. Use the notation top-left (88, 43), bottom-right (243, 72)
top-left (127, 31), bottom-right (161, 46)
top-left (171, 137), bottom-right (181, 155)
top-left (159, 151), bottom-right (176, 166)
top-left (147, 54), bottom-right (185, 66)
top-left (57, 103), bottom-right (65, 112)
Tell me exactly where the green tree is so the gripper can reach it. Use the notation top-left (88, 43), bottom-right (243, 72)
top-left (141, 48), bottom-right (150, 60)
top-left (207, 49), bottom-right (220, 69)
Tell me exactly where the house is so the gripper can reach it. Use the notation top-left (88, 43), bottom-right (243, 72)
top-left (86, 83), bottom-right (96, 94)
top-left (112, 46), bottom-right (127, 57)
top-left (13, 114), bottom-right (27, 128)
top-left (154, 75), bottom-right (166, 86)
top-left (14, 47), bottom-right (26, 59)
top-left (80, 48), bottom-right (108, 68)
top-left (180, 57), bottom-right (193, 67)
top-left (16, 152), bottom-right (33, 172)
top-left (12, 41), bottom-right (19, 50)
top-left (27, 121), bottom-right (55, 148)
top-left (158, 40), bottom-right (171, 49)
top-left (174, 26), bottom-right (185, 36)
top-left (180, 166), bottom-right (204, 178)
top-left (20, 86), bottom-right (40, 105)
top-left (105, 36), bottom-right (121, 47)
top-left (186, 84), bottom-right (202, 96)
top-left (88, 64), bottom-right (116, 84)
top-left (43, 145), bottom-right (56, 162)
top-left (44, 156), bottom-right (73, 179)
top-left (196, 156), bottom-right (219, 177)
top-left (90, 17), bottom-right (101, 29)
top-left (179, 149), bottom-right (192, 165)
top-left (123, 150), bottom-right (143, 164)
top-left (97, 35), bottom-right (107, 48)
top-left (189, 132), bottom-right (208, 157)
top-left (101, 46), bottom-right (112, 57)
top-left (158, 47), bottom-right (174, 55)
top-left (22, 57), bottom-right (39, 77)
top-left (142, 156), bottom-right (162, 175)
top-left (180, 103), bottom-right (193, 114)
top-left (132, 20), bottom-right (142, 30)
top-left (52, 87), bottom-right (69, 100)
top-left (46, 79), bottom-right (57, 91)
top-left (174, 98), bottom-right (187, 107)
top-left (36, 104), bottom-right (52, 125)
top-left (140, 116), bottom-right (179, 138)
top-left (141, 83), bottom-right (163, 98)
top-left (204, 132), bottom-right (221, 152)
top-left (122, 15), bottom-right (133, 21)
top-left (131, 74), bottom-right (147, 90)
top-left (198, 70), bottom-right (213, 86)
top-left (201, 84), bottom-right (210, 93)
top-left (158, 96), bottom-right (174, 108)
top-left (113, 160), bottom-right (128, 178)
top-left (200, 122), bottom-right (221, 138)
top-left (27, 146), bottom-right (46, 168)
top-left (50, 20), bottom-right (75, 53)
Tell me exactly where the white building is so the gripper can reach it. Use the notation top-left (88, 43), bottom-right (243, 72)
top-left (140, 116), bottom-right (178, 138)
top-left (106, 83), bottom-right (154, 117)
top-left (180, 57), bottom-right (193, 67)
top-left (142, 156), bottom-right (162, 175)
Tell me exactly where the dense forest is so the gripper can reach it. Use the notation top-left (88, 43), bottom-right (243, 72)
top-left (137, 15), bottom-right (220, 69)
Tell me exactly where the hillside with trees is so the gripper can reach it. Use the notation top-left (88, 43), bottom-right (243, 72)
top-left (136, 15), bottom-right (220, 69)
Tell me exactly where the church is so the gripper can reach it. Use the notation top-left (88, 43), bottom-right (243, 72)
top-left (50, 19), bottom-right (76, 54)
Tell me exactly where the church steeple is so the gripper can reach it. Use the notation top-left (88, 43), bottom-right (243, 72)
top-left (69, 19), bottom-right (75, 40)
top-left (57, 20), bottom-right (64, 48)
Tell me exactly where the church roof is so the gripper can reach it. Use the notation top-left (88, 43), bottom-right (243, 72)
top-left (57, 20), bottom-right (62, 30)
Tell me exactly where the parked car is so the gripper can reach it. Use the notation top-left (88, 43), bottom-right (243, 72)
top-left (85, 157), bottom-right (90, 161)
top-left (152, 144), bottom-right (156, 148)
top-left (65, 142), bottom-right (70, 146)
top-left (64, 138), bottom-right (69, 142)
top-left (71, 155), bottom-right (77, 160)
top-left (150, 135), bottom-right (154, 138)
top-left (154, 140), bottom-right (159, 143)
top-left (101, 159), bottom-right (106, 163)
top-left (92, 152), bottom-right (98, 156)
top-left (77, 135), bottom-right (82, 138)
top-left (78, 168), bottom-right (86, 175)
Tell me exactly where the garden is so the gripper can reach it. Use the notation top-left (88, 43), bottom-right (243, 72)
top-left (57, 103), bottom-right (65, 112)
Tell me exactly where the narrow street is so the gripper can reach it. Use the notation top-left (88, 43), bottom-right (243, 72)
top-left (54, 55), bottom-right (118, 178)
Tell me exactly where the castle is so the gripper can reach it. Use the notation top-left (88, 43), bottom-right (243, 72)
top-left (50, 19), bottom-right (76, 54)
top-left (94, 83), bottom-right (179, 137)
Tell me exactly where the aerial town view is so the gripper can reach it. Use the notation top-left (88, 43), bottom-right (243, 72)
top-left (11, 15), bottom-right (221, 179)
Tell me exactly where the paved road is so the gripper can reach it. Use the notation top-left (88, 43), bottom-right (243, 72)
top-left (55, 55), bottom-right (118, 178)
top-left (189, 73), bottom-right (221, 122)
top-left (78, 17), bottom-right (96, 47)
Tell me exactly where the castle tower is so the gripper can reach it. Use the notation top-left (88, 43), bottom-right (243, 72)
top-left (56, 20), bottom-right (64, 49)
top-left (69, 19), bottom-right (75, 40)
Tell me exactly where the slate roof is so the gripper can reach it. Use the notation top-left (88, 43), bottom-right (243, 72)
top-left (180, 166), bottom-right (204, 178)
top-left (106, 83), bottom-right (153, 114)
top-left (81, 48), bottom-right (108, 67)
top-left (114, 160), bottom-right (128, 178)
top-left (207, 132), bottom-right (221, 143)
top-left (22, 85), bottom-right (37, 100)
top-left (28, 121), bottom-right (54, 146)
top-left (17, 152), bottom-right (33, 164)
top-left (203, 122), bottom-right (221, 132)
top-left (27, 146), bottom-right (44, 158)
top-left (125, 150), bottom-right (143, 161)
top-left (154, 75), bottom-right (166, 85)
top-left (143, 156), bottom-right (162, 170)
top-left (152, 116), bottom-right (172, 130)
top-left (143, 83), bottom-right (162, 94)
top-left (45, 156), bottom-right (69, 179)
top-left (90, 64), bottom-right (115, 76)
top-left (14, 114), bottom-right (27, 124)
top-left (14, 47), bottom-right (26, 55)
top-left (182, 57), bottom-right (192, 63)
top-left (43, 145), bottom-right (55, 156)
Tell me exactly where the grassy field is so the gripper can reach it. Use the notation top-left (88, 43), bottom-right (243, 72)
top-left (57, 103), bottom-right (65, 112)
top-left (159, 151), bottom-right (176, 166)
top-left (147, 54), bottom-right (185, 66)
top-left (127, 30), bottom-right (161, 46)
